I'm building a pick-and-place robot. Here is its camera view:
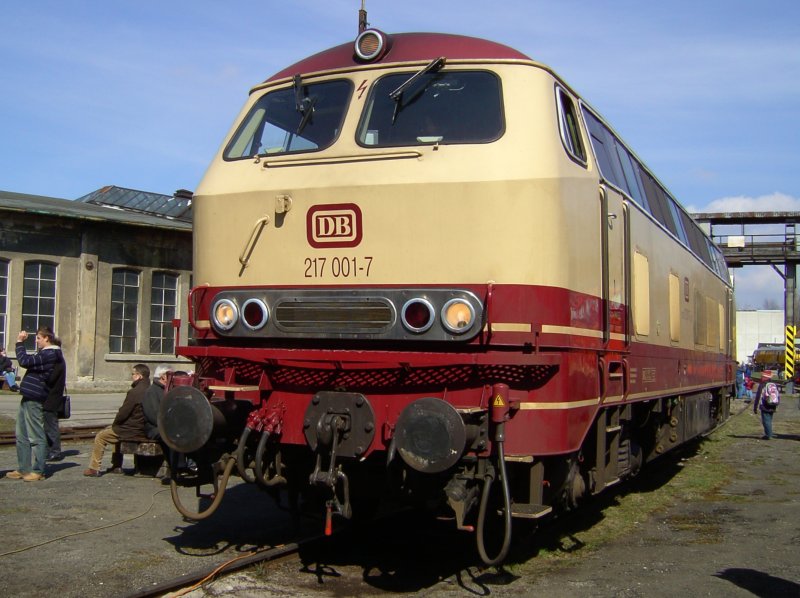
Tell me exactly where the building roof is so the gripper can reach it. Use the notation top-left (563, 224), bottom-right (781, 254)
top-left (0, 189), bottom-right (192, 232)
top-left (77, 185), bottom-right (193, 222)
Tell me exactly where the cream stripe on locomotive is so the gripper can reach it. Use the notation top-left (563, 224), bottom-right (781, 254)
top-left (520, 378), bottom-right (729, 410)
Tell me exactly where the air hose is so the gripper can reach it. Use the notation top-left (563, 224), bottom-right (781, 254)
top-left (170, 456), bottom-right (236, 520)
top-left (475, 434), bottom-right (512, 566)
top-left (235, 427), bottom-right (256, 483)
top-left (254, 430), bottom-right (286, 487)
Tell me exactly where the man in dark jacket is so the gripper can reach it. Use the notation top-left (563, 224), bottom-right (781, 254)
top-left (83, 363), bottom-right (150, 477)
top-left (6, 327), bottom-right (62, 481)
top-left (44, 347), bottom-right (66, 461)
top-left (142, 364), bottom-right (173, 441)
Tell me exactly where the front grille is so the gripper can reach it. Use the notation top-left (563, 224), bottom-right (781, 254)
top-left (274, 299), bottom-right (394, 333)
top-left (199, 356), bottom-right (557, 393)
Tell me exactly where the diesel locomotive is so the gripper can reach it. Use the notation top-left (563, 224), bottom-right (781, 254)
top-left (160, 9), bottom-right (734, 564)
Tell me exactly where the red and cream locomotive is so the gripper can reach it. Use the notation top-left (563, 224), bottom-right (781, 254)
top-left (161, 9), bottom-right (734, 564)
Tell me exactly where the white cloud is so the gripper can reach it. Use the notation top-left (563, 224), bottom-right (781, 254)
top-left (688, 192), bottom-right (800, 214)
top-left (734, 266), bottom-right (786, 311)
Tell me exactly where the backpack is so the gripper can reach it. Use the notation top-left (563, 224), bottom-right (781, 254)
top-left (764, 382), bottom-right (780, 407)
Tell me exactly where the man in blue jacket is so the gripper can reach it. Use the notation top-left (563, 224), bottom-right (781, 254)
top-left (6, 327), bottom-right (62, 481)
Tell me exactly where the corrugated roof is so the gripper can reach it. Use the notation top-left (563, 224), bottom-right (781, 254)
top-left (0, 189), bottom-right (192, 232)
top-left (77, 185), bottom-right (193, 222)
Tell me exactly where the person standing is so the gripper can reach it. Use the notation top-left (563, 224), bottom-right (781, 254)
top-left (735, 362), bottom-right (745, 399)
top-left (753, 373), bottom-right (780, 440)
top-left (83, 363), bottom-right (150, 477)
top-left (43, 338), bottom-right (66, 461)
top-left (6, 327), bottom-right (63, 481)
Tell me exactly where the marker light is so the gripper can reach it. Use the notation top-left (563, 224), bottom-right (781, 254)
top-left (401, 298), bottom-right (435, 333)
top-left (441, 298), bottom-right (476, 334)
top-left (241, 298), bottom-right (269, 330)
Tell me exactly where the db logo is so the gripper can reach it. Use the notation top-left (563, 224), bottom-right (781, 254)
top-left (307, 203), bottom-right (363, 248)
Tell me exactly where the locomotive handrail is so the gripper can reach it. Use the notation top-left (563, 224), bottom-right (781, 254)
top-left (261, 150), bottom-right (423, 168)
top-left (238, 215), bottom-right (271, 273)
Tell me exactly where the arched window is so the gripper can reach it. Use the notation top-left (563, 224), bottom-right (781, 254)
top-left (22, 261), bottom-right (57, 351)
top-left (150, 271), bottom-right (178, 354)
top-left (110, 268), bottom-right (140, 353)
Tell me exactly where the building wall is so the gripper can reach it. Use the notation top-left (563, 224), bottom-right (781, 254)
top-left (0, 209), bottom-right (192, 390)
top-left (735, 309), bottom-right (784, 364)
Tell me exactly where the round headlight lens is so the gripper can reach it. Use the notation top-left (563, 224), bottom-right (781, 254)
top-left (241, 298), bottom-right (269, 330)
top-left (401, 298), bottom-right (435, 333)
top-left (354, 29), bottom-right (385, 61)
top-left (441, 299), bottom-right (476, 334)
top-left (212, 299), bottom-right (238, 331)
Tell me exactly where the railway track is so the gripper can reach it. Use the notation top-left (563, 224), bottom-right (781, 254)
top-left (0, 424), bottom-right (105, 446)
top-left (124, 534), bottom-right (326, 598)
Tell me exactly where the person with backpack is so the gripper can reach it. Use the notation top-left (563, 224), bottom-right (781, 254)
top-left (753, 374), bottom-right (780, 440)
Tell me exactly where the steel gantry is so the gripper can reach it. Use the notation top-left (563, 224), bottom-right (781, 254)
top-left (693, 211), bottom-right (800, 330)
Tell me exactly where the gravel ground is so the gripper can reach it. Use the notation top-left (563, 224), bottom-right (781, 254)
top-left (1, 397), bottom-right (799, 598)
top-left (184, 398), bottom-right (800, 598)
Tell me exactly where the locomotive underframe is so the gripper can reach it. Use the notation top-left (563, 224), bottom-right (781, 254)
top-left (167, 343), bottom-right (732, 530)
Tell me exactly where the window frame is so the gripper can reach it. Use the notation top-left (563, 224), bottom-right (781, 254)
top-left (555, 85), bottom-right (587, 166)
top-left (21, 261), bottom-right (57, 352)
top-left (223, 78), bottom-right (354, 161)
top-left (355, 69), bottom-right (505, 148)
top-left (109, 268), bottom-right (140, 354)
top-left (150, 271), bottom-right (179, 355)
top-left (0, 259), bottom-right (8, 349)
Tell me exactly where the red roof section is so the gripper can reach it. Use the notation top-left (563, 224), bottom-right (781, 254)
top-left (266, 32), bottom-right (531, 82)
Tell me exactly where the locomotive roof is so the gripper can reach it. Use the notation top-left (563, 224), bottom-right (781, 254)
top-left (266, 32), bottom-right (532, 83)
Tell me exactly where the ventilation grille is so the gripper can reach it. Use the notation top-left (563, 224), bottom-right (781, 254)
top-left (274, 299), bottom-right (393, 333)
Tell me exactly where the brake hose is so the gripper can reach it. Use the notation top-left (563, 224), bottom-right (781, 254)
top-left (170, 456), bottom-right (236, 520)
top-left (475, 440), bottom-right (512, 566)
top-left (235, 427), bottom-right (256, 483)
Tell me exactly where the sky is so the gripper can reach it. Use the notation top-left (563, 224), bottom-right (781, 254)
top-left (1, 1), bottom-right (798, 309)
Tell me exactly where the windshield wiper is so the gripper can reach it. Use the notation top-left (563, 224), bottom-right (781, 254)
top-left (389, 56), bottom-right (446, 124)
top-left (293, 73), bottom-right (315, 134)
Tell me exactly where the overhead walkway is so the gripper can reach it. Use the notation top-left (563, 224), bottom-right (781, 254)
top-left (692, 211), bottom-right (800, 326)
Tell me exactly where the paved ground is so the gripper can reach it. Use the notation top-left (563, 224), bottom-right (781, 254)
top-left (0, 395), bottom-right (798, 597)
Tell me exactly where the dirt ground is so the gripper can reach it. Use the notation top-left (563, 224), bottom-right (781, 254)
top-left (1, 397), bottom-right (798, 598)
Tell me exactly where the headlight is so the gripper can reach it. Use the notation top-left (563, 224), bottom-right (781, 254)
top-left (241, 298), bottom-right (269, 330)
top-left (211, 298), bottom-right (238, 331)
top-left (354, 29), bottom-right (387, 62)
top-left (441, 298), bottom-right (476, 334)
top-left (401, 298), bottom-right (435, 333)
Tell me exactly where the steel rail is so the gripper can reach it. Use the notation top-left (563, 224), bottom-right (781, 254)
top-left (123, 533), bottom-right (326, 598)
top-left (0, 424), bottom-right (105, 446)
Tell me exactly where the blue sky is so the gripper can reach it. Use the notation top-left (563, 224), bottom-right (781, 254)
top-left (1, 1), bottom-right (798, 308)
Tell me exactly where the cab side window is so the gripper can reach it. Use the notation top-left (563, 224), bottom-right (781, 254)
top-left (556, 87), bottom-right (586, 164)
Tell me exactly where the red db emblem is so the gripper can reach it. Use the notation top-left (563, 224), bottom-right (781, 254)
top-left (307, 204), bottom-right (363, 248)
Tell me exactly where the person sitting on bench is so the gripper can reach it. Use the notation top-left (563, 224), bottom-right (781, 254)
top-left (83, 364), bottom-right (150, 477)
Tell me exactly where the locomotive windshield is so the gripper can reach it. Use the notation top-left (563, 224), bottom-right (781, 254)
top-left (357, 71), bottom-right (503, 147)
top-left (224, 79), bottom-right (353, 159)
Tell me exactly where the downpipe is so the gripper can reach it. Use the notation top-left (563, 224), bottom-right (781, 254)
top-left (476, 383), bottom-right (514, 566)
